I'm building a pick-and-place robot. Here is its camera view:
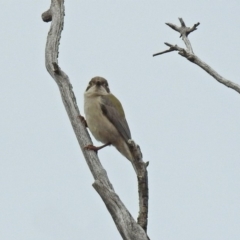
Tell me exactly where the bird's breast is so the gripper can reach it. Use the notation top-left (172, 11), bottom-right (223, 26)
top-left (84, 95), bottom-right (119, 144)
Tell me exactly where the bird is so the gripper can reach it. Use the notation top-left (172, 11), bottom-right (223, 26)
top-left (83, 76), bottom-right (133, 161)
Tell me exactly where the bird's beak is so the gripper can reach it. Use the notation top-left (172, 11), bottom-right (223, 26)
top-left (96, 81), bottom-right (101, 87)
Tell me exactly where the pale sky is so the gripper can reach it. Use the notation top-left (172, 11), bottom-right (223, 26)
top-left (1, 1), bottom-right (240, 240)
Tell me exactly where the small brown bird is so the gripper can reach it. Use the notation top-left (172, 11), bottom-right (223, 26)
top-left (84, 76), bottom-right (133, 161)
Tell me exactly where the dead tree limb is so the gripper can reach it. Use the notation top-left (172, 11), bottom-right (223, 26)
top-left (41, 0), bottom-right (149, 239)
top-left (128, 140), bottom-right (149, 232)
top-left (153, 18), bottom-right (240, 94)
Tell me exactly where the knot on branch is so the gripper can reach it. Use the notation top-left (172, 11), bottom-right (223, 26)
top-left (186, 53), bottom-right (195, 62)
top-left (175, 49), bottom-right (195, 62)
top-left (52, 62), bottom-right (61, 73)
top-left (42, 9), bottom-right (52, 22)
top-left (128, 139), bottom-right (143, 162)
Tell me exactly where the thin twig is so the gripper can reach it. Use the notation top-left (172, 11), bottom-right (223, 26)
top-left (165, 22), bottom-right (180, 33)
top-left (153, 43), bottom-right (185, 57)
top-left (187, 22), bottom-right (200, 36)
top-left (153, 48), bottom-right (175, 57)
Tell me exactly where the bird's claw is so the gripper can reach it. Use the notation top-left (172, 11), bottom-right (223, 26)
top-left (84, 144), bottom-right (99, 152)
top-left (84, 143), bottom-right (111, 153)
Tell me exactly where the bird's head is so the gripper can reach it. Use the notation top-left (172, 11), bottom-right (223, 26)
top-left (85, 76), bottom-right (110, 95)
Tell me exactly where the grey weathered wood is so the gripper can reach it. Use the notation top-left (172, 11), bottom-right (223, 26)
top-left (153, 18), bottom-right (240, 94)
top-left (41, 1), bottom-right (149, 239)
top-left (93, 180), bottom-right (148, 240)
top-left (128, 140), bottom-right (149, 232)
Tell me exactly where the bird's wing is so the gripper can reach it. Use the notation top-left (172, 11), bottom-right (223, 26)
top-left (100, 94), bottom-right (131, 142)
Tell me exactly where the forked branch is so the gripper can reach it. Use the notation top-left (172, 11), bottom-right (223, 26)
top-left (41, 1), bottom-right (149, 239)
top-left (153, 18), bottom-right (240, 94)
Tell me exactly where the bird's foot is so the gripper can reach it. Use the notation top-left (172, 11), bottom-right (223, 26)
top-left (84, 143), bottom-right (111, 152)
top-left (78, 115), bottom-right (88, 128)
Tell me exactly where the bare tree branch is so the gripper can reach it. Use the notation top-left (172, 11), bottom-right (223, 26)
top-left (166, 18), bottom-right (198, 53)
top-left (153, 42), bottom-right (185, 56)
top-left (153, 18), bottom-right (240, 94)
top-left (128, 140), bottom-right (149, 232)
top-left (93, 180), bottom-right (148, 240)
top-left (41, 0), bottom-right (149, 239)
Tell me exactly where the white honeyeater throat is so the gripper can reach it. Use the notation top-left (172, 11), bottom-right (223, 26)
top-left (84, 76), bottom-right (133, 161)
